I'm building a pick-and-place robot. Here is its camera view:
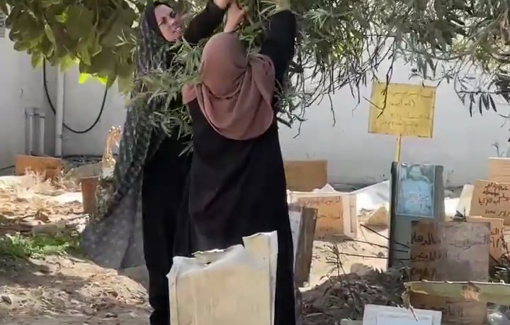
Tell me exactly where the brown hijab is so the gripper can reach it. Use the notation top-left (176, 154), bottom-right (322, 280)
top-left (182, 32), bottom-right (276, 140)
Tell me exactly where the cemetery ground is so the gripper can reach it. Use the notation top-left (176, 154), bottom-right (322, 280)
top-left (0, 172), bottom-right (404, 325)
top-left (0, 232), bottom-right (403, 325)
top-left (0, 234), bottom-right (403, 325)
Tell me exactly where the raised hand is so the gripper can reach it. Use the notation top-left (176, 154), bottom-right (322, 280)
top-left (214, 0), bottom-right (234, 10)
top-left (224, 2), bottom-right (246, 32)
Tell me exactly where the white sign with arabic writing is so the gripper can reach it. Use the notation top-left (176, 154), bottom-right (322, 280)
top-left (363, 305), bottom-right (441, 325)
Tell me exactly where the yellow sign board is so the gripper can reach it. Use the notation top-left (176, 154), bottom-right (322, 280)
top-left (368, 82), bottom-right (436, 138)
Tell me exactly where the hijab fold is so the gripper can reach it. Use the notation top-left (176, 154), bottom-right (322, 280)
top-left (182, 32), bottom-right (276, 140)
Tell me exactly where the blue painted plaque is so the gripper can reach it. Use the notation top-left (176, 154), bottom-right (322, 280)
top-left (395, 163), bottom-right (436, 218)
top-left (388, 162), bottom-right (445, 268)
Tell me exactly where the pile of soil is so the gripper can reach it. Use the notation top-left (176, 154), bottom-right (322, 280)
top-left (0, 174), bottom-right (86, 237)
top-left (0, 256), bottom-right (149, 325)
top-left (302, 267), bottom-right (406, 325)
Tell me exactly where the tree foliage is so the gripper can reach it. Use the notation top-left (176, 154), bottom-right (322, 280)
top-left (0, 0), bottom-right (140, 90)
top-left (3, 0), bottom-right (510, 133)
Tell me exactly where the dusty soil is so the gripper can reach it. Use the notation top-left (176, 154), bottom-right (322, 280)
top-left (0, 174), bottom-right (86, 237)
top-left (0, 173), bottom-right (151, 325)
top-left (0, 255), bottom-right (150, 325)
top-left (0, 173), bottom-right (398, 325)
top-left (306, 224), bottom-right (389, 288)
top-left (0, 222), bottom-right (394, 325)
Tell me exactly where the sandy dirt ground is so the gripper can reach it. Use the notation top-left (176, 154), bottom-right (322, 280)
top-left (0, 255), bottom-right (150, 325)
top-left (0, 224), bottom-right (390, 325)
top-left (0, 173), bottom-right (393, 325)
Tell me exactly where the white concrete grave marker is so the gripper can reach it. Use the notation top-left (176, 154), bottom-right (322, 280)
top-left (168, 232), bottom-right (278, 325)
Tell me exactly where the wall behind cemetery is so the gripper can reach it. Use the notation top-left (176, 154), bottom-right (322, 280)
top-left (0, 38), bottom-right (40, 172)
top-left (0, 35), bottom-right (128, 165)
top-left (279, 59), bottom-right (510, 186)
top-left (1, 36), bottom-right (510, 186)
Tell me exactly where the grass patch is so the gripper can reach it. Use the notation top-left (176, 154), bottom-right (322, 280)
top-left (0, 233), bottom-right (81, 259)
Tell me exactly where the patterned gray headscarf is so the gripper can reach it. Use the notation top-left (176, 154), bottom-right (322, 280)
top-left (81, 2), bottom-right (179, 269)
top-left (100, 2), bottom-right (175, 218)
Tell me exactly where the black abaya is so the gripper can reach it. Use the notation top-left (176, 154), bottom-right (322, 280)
top-left (180, 10), bottom-right (297, 325)
top-left (142, 3), bottom-right (225, 325)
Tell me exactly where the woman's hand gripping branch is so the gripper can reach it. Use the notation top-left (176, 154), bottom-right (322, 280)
top-left (224, 1), bottom-right (246, 33)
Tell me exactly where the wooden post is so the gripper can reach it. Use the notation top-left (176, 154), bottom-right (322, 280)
top-left (395, 134), bottom-right (403, 161)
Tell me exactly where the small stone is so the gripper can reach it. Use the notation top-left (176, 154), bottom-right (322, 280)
top-left (51, 297), bottom-right (67, 309)
top-left (364, 205), bottom-right (389, 228)
top-left (105, 312), bottom-right (118, 318)
top-left (107, 290), bottom-right (119, 298)
top-left (1, 295), bottom-right (13, 305)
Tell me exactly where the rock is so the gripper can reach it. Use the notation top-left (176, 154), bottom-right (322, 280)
top-left (350, 263), bottom-right (373, 276)
top-left (118, 265), bottom-right (149, 290)
top-left (51, 296), bottom-right (67, 310)
top-left (34, 211), bottom-right (50, 222)
top-left (31, 221), bottom-right (66, 236)
top-left (364, 206), bottom-right (389, 228)
top-left (1, 295), bottom-right (13, 305)
top-left (341, 320), bottom-right (362, 325)
top-left (64, 163), bottom-right (102, 182)
top-left (105, 312), bottom-right (118, 318)
top-left (311, 295), bottom-right (327, 311)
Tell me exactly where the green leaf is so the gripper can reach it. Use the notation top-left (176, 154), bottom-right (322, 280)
top-left (117, 76), bottom-right (134, 94)
top-left (13, 41), bottom-right (30, 51)
top-left (90, 36), bottom-right (102, 56)
top-left (55, 12), bottom-right (68, 24)
top-left (433, 0), bottom-right (445, 19)
top-left (5, 6), bottom-right (20, 28)
top-left (116, 43), bottom-right (134, 63)
top-left (31, 52), bottom-right (43, 68)
top-left (41, 0), bottom-right (62, 8)
top-left (97, 76), bottom-right (108, 85)
top-left (12, 12), bottom-right (42, 42)
top-left (60, 56), bottom-right (76, 71)
top-left (89, 49), bottom-right (115, 75)
top-left (8, 29), bottom-right (18, 42)
top-left (40, 36), bottom-right (55, 57)
top-left (120, 7), bottom-right (137, 25)
top-left (482, 94), bottom-right (489, 111)
top-left (80, 46), bottom-right (91, 65)
top-left (117, 61), bottom-right (134, 79)
top-left (106, 73), bottom-right (117, 88)
top-left (79, 73), bottom-right (90, 83)
top-left (52, 25), bottom-right (78, 57)
top-left (489, 95), bottom-right (497, 112)
top-left (77, 33), bottom-right (95, 66)
top-left (65, 5), bottom-right (94, 39)
top-left (44, 25), bottom-right (56, 44)
top-left (102, 20), bottom-right (128, 47)
top-left (0, 0), bottom-right (8, 14)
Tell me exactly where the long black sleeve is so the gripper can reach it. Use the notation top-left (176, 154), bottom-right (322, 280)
top-left (183, 1), bottom-right (226, 45)
top-left (259, 10), bottom-right (297, 86)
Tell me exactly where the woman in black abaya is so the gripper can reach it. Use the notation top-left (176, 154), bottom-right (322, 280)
top-left (81, 2), bottom-right (229, 325)
top-left (180, 2), bottom-right (297, 324)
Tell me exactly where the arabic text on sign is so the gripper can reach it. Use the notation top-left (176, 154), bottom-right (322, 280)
top-left (368, 82), bottom-right (436, 138)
